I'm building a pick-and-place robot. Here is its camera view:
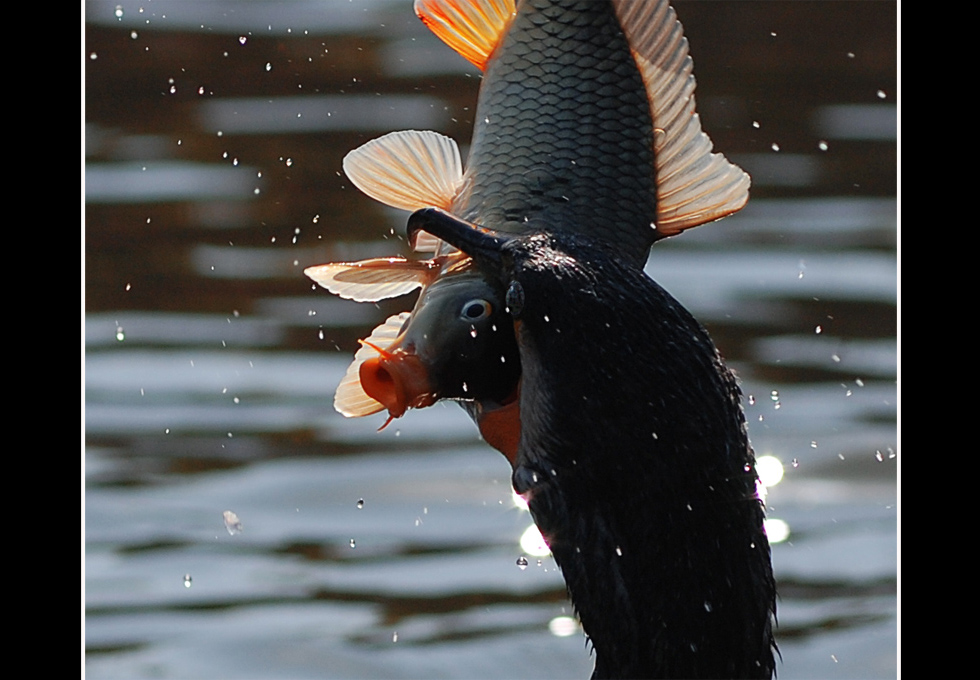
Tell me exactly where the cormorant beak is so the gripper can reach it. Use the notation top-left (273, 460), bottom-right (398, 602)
top-left (408, 208), bottom-right (509, 278)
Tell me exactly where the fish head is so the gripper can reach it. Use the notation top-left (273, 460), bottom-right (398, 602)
top-left (407, 208), bottom-right (580, 314)
top-left (358, 264), bottom-right (520, 419)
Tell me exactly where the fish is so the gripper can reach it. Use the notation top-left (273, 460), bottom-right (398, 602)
top-left (304, 0), bottom-right (750, 461)
top-left (405, 205), bottom-right (777, 678)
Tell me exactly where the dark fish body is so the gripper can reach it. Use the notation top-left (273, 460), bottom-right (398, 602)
top-left (408, 208), bottom-right (777, 679)
top-left (307, 0), bottom-right (750, 435)
top-left (384, 0), bottom-right (657, 443)
top-left (457, 0), bottom-right (656, 265)
top-left (305, 1), bottom-right (776, 676)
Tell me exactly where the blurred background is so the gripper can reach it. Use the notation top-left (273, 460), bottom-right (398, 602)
top-left (84, 1), bottom-right (898, 678)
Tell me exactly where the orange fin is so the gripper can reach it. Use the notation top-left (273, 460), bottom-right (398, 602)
top-left (477, 399), bottom-right (521, 466)
top-left (613, 0), bottom-right (751, 235)
top-left (414, 0), bottom-right (516, 71)
top-left (334, 312), bottom-right (411, 417)
top-left (304, 257), bottom-right (439, 302)
top-left (343, 130), bottom-right (463, 219)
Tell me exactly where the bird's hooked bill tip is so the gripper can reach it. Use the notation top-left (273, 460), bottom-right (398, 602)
top-left (406, 208), bottom-right (507, 265)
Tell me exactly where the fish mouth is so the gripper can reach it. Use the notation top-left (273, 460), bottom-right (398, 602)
top-left (358, 351), bottom-right (436, 419)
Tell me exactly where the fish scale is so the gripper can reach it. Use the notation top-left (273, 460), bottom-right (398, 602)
top-left (455, 0), bottom-right (656, 266)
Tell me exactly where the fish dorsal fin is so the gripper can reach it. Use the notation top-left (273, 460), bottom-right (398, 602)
top-left (304, 257), bottom-right (440, 302)
top-left (335, 312), bottom-right (411, 417)
top-left (414, 0), bottom-right (516, 70)
top-left (343, 130), bottom-right (464, 216)
top-left (613, 0), bottom-right (751, 236)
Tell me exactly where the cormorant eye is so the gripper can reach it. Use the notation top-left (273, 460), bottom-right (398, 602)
top-left (460, 299), bottom-right (491, 321)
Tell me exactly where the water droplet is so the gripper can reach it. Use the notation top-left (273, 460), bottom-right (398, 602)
top-left (818, 140), bottom-right (828, 151)
top-left (198, 86), bottom-right (205, 95)
top-left (771, 142), bottom-right (780, 152)
top-left (183, 574), bottom-right (193, 588)
top-left (356, 499), bottom-right (364, 509)
top-left (115, 326), bottom-right (125, 342)
top-left (90, 52), bottom-right (97, 60)
top-left (349, 538), bottom-right (356, 548)
top-left (392, 631), bottom-right (398, 642)
top-left (222, 510), bottom-right (242, 535)
top-left (810, 440), bottom-right (817, 448)
top-left (704, 601), bottom-right (713, 612)
top-left (752, 120), bottom-right (760, 129)
top-left (239, 36), bottom-right (247, 45)
top-left (875, 450), bottom-right (884, 462)
top-left (748, 394), bottom-right (756, 405)
top-left (265, 62), bottom-right (272, 72)
top-left (516, 556), bottom-right (529, 570)
top-left (791, 458), bottom-right (799, 468)
top-left (114, 5), bottom-right (124, 19)
top-left (615, 546), bottom-right (622, 556)
top-left (130, 30), bottom-right (138, 39)
top-left (831, 354), bottom-right (841, 363)
top-left (876, 90), bottom-right (886, 99)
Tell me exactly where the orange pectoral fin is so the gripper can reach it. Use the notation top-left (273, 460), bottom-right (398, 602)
top-left (477, 399), bottom-right (521, 466)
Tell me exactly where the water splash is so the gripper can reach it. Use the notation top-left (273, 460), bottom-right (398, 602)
top-left (222, 510), bottom-right (243, 535)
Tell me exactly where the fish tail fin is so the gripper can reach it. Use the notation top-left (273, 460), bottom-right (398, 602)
top-left (335, 312), bottom-right (412, 417)
top-left (413, 0), bottom-right (516, 70)
top-left (614, 0), bottom-right (751, 236)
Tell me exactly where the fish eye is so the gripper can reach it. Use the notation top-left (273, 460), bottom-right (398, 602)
top-left (460, 299), bottom-right (492, 321)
